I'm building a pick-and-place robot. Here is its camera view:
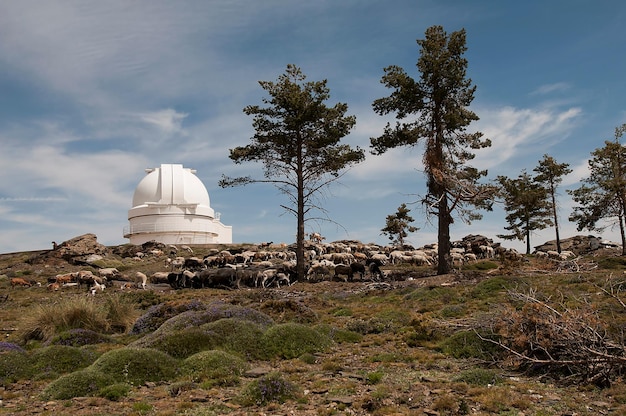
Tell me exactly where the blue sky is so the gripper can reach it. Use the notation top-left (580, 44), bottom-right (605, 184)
top-left (1, 0), bottom-right (625, 254)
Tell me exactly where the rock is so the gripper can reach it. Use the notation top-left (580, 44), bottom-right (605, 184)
top-left (29, 234), bottom-right (108, 265)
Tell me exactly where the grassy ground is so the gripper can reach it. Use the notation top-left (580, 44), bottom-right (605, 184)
top-left (1, 246), bottom-right (626, 415)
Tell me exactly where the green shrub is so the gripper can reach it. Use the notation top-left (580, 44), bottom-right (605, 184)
top-left (237, 372), bottom-right (299, 406)
top-left (471, 277), bottom-right (514, 299)
top-left (315, 324), bottom-right (363, 343)
top-left (131, 327), bottom-right (217, 359)
top-left (47, 328), bottom-right (114, 347)
top-left (89, 347), bottom-right (180, 385)
top-left (0, 351), bottom-right (31, 385)
top-left (131, 318), bottom-right (267, 359)
top-left (453, 368), bottom-right (502, 386)
top-left (200, 318), bottom-right (267, 359)
top-left (366, 370), bottom-right (384, 385)
top-left (98, 382), bottom-right (131, 401)
top-left (132, 301), bottom-right (273, 337)
top-left (130, 299), bottom-right (209, 335)
top-left (299, 353), bottom-right (317, 364)
top-left (41, 369), bottom-right (115, 399)
top-left (182, 350), bottom-right (248, 386)
top-left (29, 345), bottom-right (98, 378)
top-left (260, 323), bottom-right (332, 359)
top-left (403, 316), bottom-right (441, 347)
top-left (438, 330), bottom-right (501, 360)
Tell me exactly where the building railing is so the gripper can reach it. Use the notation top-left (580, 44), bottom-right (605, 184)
top-left (123, 221), bottom-right (219, 238)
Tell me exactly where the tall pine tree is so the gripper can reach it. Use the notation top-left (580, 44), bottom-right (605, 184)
top-left (370, 25), bottom-right (493, 274)
top-left (220, 65), bottom-right (365, 279)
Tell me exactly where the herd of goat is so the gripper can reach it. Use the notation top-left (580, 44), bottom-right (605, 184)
top-left (8, 235), bottom-right (559, 293)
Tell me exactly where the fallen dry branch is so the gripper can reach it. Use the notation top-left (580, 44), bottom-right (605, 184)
top-left (477, 284), bottom-right (626, 387)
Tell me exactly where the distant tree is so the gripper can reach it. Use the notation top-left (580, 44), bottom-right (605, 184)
top-left (568, 124), bottom-right (626, 255)
top-left (533, 155), bottom-right (572, 253)
top-left (381, 203), bottom-right (419, 247)
top-left (370, 25), bottom-right (494, 274)
top-left (497, 171), bottom-right (553, 255)
top-left (219, 64), bottom-right (365, 279)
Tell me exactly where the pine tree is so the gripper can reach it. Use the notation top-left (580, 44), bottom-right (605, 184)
top-left (533, 155), bottom-right (572, 253)
top-left (370, 25), bottom-right (494, 274)
top-left (568, 124), bottom-right (626, 255)
top-left (497, 171), bottom-right (553, 254)
top-left (220, 65), bottom-right (365, 279)
top-left (381, 203), bottom-right (419, 247)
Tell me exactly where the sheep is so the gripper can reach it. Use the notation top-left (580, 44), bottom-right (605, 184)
top-left (54, 272), bottom-right (78, 284)
top-left (151, 272), bottom-right (170, 284)
top-left (334, 264), bottom-right (353, 282)
top-left (369, 262), bottom-right (384, 281)
top-left (90, 281), bottom-right (106, 295)
top-left (306, 263), bottom-right (332, 280)
top-left (98, 268), bottom-right (120, 279)
top-left (349, 262), bottom-right (366, 280)
top-left (370, 253), bottom-right (388, 265)
top-left (135, 272), bottom-right (148, 289)
top-left (11, 278), bottom-right (32, 288)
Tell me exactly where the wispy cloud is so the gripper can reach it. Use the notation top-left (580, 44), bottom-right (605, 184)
top-left (531, 82), bottom-right (570, 95)
top-left (137, 109), bottom-right (188, 134)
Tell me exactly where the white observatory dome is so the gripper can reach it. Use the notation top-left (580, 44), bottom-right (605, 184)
top-left (124, 164), bottom-right (232, 245)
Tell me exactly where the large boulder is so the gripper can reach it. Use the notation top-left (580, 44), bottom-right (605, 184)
top-left (533, 235), bottom-right (605, 255)
top-left (33, 233), bottom-right (109, 265)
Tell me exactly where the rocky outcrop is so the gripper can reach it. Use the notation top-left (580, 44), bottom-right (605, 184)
top-left (533, 235), bottom-right (620, 255)
top-left (29, 233), bottom-right (108, 265)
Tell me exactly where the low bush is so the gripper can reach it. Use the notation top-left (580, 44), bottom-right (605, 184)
top-left (315, 324), bottom-right (363, 343)
top-left (89, 347), bottom-right (180, 385)
top-left (237, 372), bottom-right (299, 406)
top-left (129, 299), bottom-right (208, 335)
top-left (46, 328), bottom-right (114, 347)
top-left (260, 322), bottom-right (332, 359)
top-left (438, 330), bottom-right (502, 360)
top-left (131, 327), bottom-right (217, 359)
top-left (200, 318), bottom-right (267, 359)
top-left (29, 345), bottom-right (98, 379)
top-left (98, 382), bottom-right (132, 401)
top-left (182, 349), bottom-right (248, 386)
top-left (41, 369), bottom-right (115, 399)
top-left (0, 350), bottom-right (31, 385)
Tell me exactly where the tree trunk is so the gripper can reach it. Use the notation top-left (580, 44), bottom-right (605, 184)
top-left (296, 138), bottom-right (306, 281)
top-left (618, 215), bottom-right (626, 256)
top-left (437, 195), bottom-right (451, 275)
top-left (551, 187), bottom-right (562, 253)
top-left (525, 228), bottom-right (531, 255)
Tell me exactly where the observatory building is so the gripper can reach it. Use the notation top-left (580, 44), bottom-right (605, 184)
top-left (124, 164), bottom-right (232, 245)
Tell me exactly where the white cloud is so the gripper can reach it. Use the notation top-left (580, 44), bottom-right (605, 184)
top-left (137, 109), bottom-right (188, 134)
top-left (473, 105), bottom-right (582, 172)
top-left (531, 82), bottom-right (570, 95)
